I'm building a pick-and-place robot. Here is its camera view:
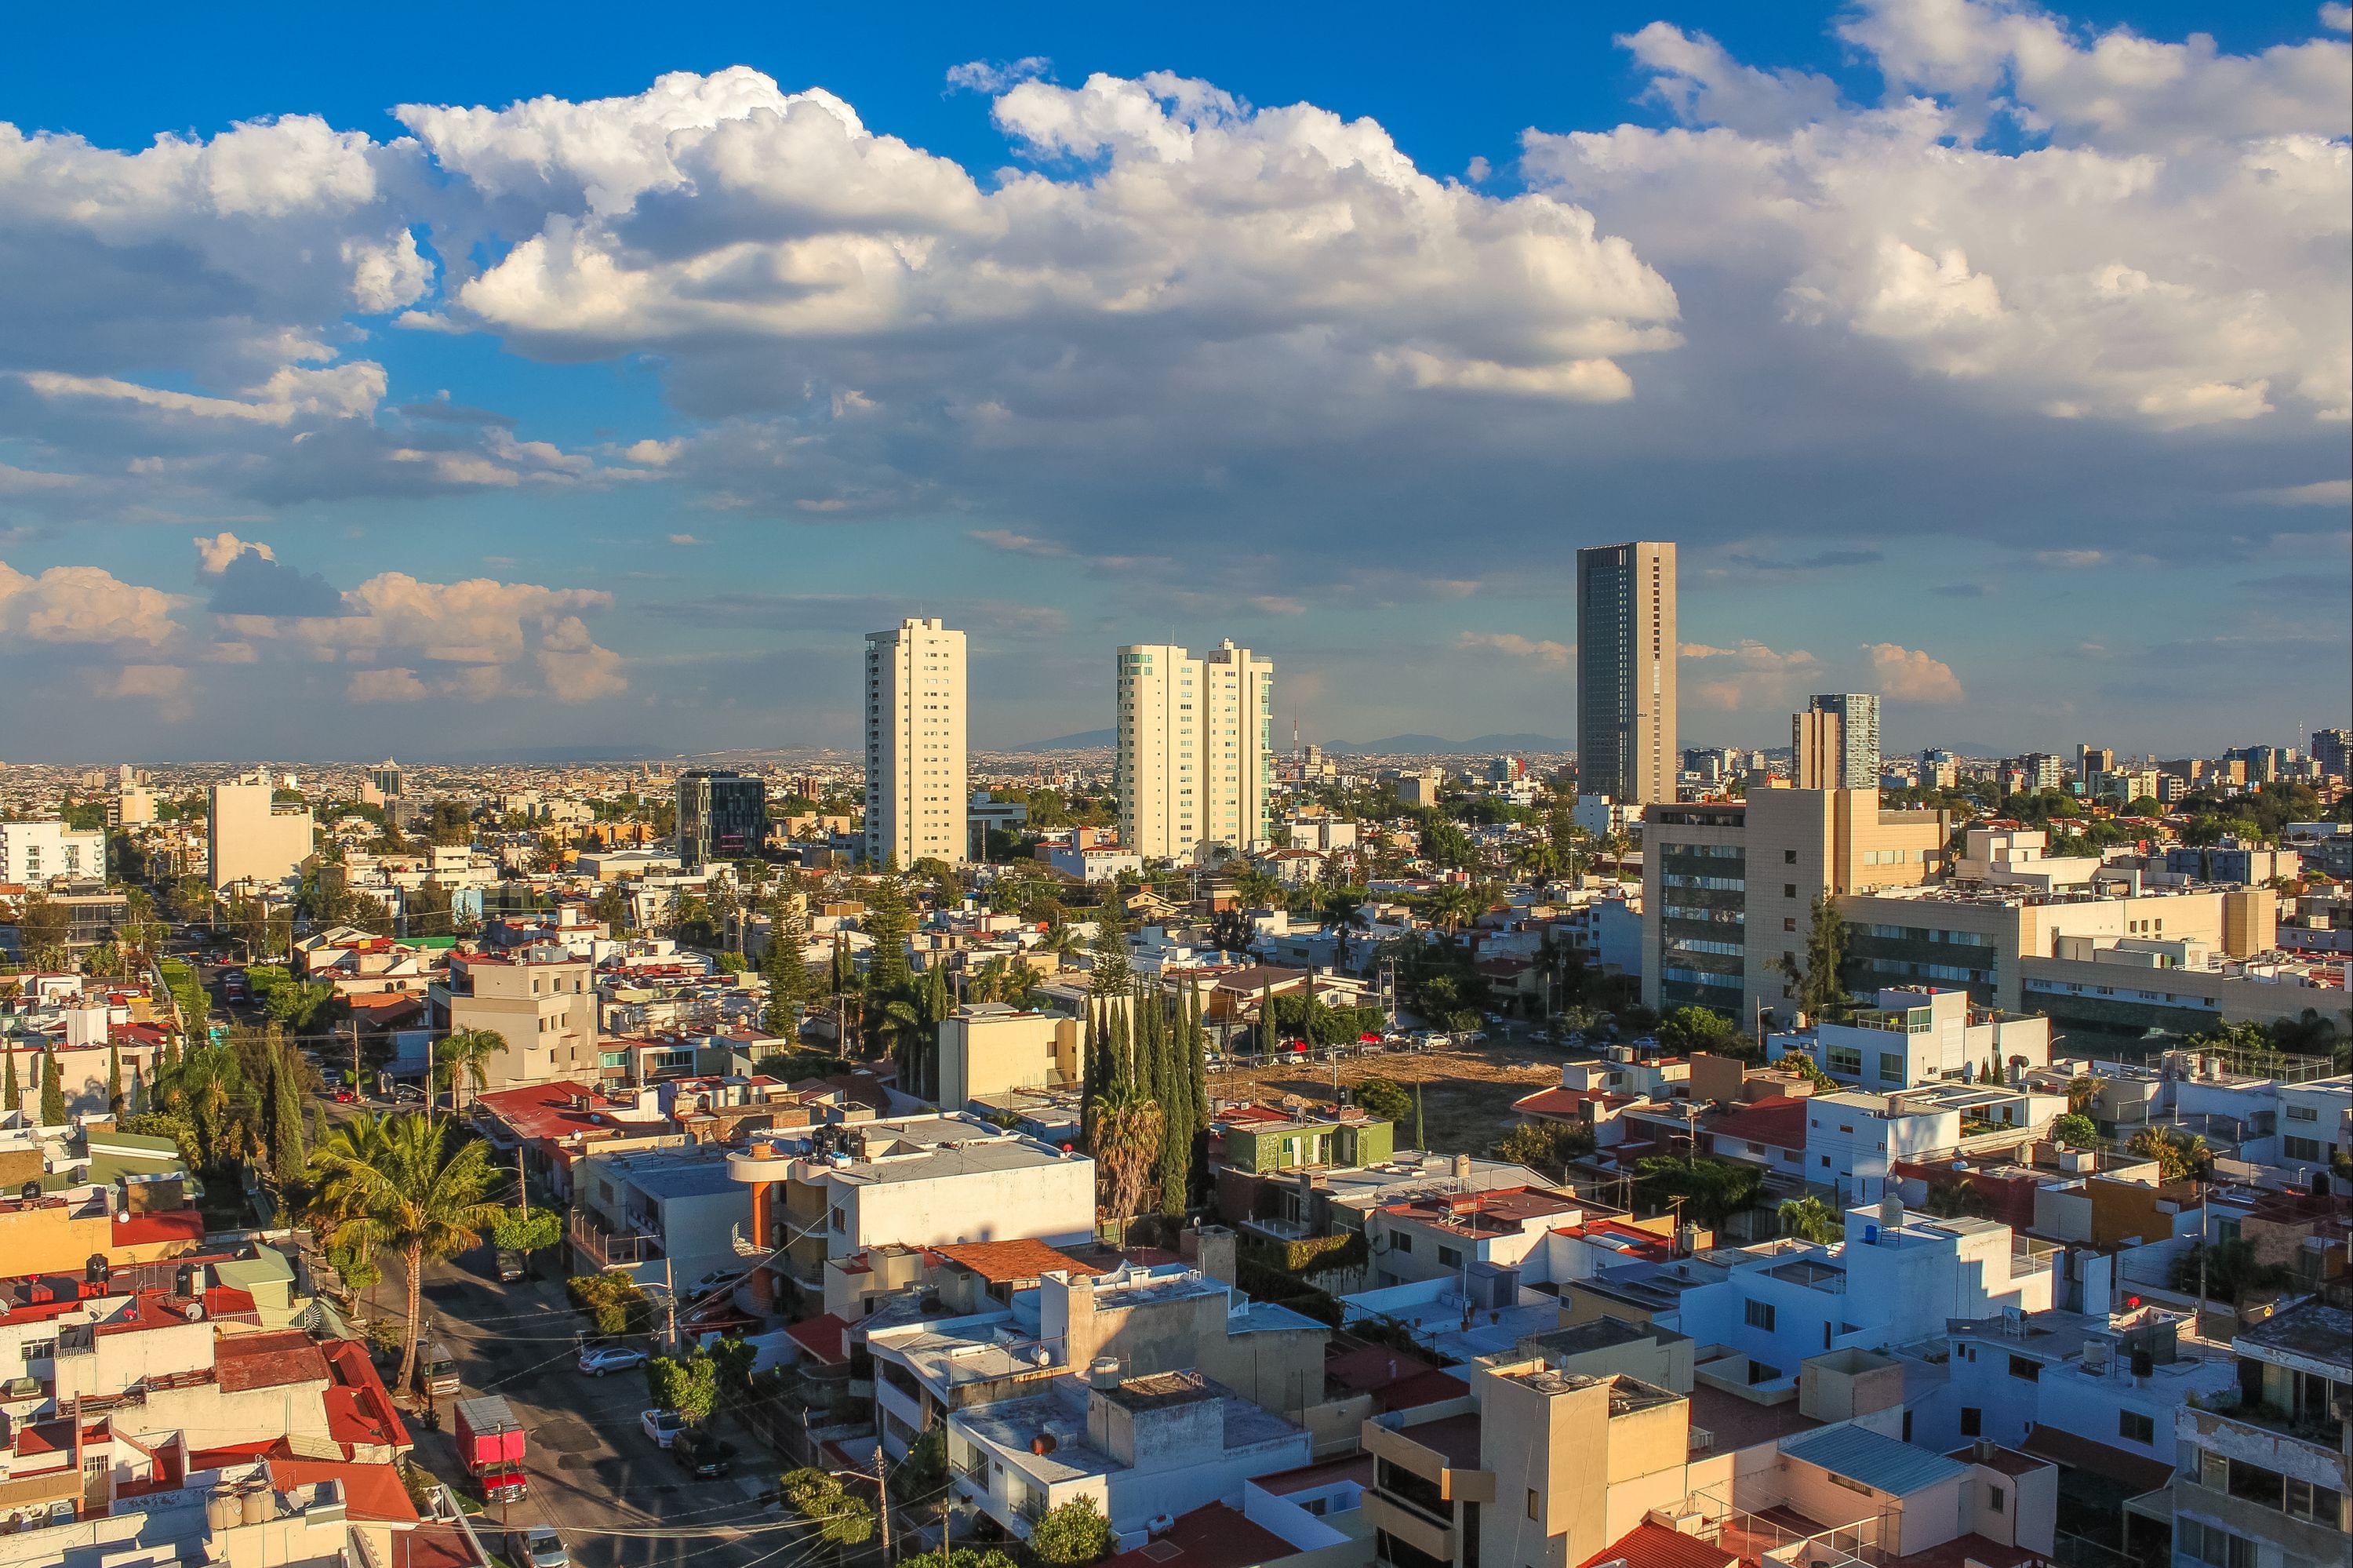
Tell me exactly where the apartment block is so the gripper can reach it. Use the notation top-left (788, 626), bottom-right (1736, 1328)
top-left (1642, 785), bottom-right (1952, 1027)
top-left (865, 618), bottom-right (968, 868)
top-left (1797, 693), bottom-right (1881, 791)
top-left (936, 1002), bottom-right (1081, 1111)
top-left (2161, 1301), bottom-right (2350, 1568)
top-left (206, 772), bottom-right (313, 892)
top-left (675, 769), bottom-right (767, 868)
top-left (0, 819), bottom-right (106, 886)
top-left (1116, 639), bottom-right (1275, 861)
top-left (1576, 541), bottom-right (1677, 808)
top-left (431, 945), bottom-right (598, 1093)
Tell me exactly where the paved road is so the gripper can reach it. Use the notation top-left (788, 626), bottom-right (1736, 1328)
top-left (391, 1246), bottom-right (793, 1568)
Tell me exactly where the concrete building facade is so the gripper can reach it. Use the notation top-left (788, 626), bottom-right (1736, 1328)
top-left (864, 618), bottom-right (968, 868)
top-left (1116, 639), bottom-right (1275, 861)
top-left (206, 773), bottom-right (313, 893)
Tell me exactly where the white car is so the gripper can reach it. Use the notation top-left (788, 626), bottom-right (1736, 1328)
top-left (577, 1344), bottom-right (648, 1377)
top-left (641, 1408), bottom-right (687, 1449)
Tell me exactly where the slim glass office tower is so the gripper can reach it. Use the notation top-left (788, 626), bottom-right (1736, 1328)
top-left (1575, 542), bottom-right (1677, 806)
top-left (678, 769), bottom-right (768, 867)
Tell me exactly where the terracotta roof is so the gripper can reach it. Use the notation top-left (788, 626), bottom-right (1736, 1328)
top-left (1576, 1521), bottom-right (1737, 1568)
top-left (267, 1455), bottom-right (419, 1523)
top-left (214, 1330), bottom-right (330, 1393)
top-left (787, 1312), bottom-right (853, 1365)
top-left (1709, 1094), bottom-right (1810, 1151)
top-left (112, 1208), bottom-right (206, 1250)
top-left (322, 1339), bottom-right (413, 1452)
top-left (933, 1238), bottom-right (1106, 1283)
top-left (1102, 1503), bottom-right (1296, 1568)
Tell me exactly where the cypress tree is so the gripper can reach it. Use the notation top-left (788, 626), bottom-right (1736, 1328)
top-left (38, 1046), bottom-right (66, 1126)
top-left (1107, 1003), bottom-right (1132, 1094)
top-left (1184, 987), bottom-right (1209, 1136)
top-left (2, 1045), bottom-right (17, 1114)
top-left (107, 1044), bottom-right (124, 1118)
top-left (267, 1043), bottom-right (306, 1191)
top-left (1079, 1002), bottom-right (1101, 1153)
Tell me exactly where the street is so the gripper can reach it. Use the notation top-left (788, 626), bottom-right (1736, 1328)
top-left (395, 1246), bottom-right (794, 1568)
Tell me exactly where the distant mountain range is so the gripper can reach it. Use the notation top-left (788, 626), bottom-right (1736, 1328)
top-left (1006, 727), bottom-right (1116, 751)
top-left (1326, 732), bottom-right (1572, 755)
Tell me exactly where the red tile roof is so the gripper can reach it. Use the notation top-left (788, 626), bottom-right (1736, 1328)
top-left (112, 1207), bottom-right (207, 1250)
top-left (933, 1239), bottom-right (1106, 1283)
top-left (1708, 1094), bottom-right (1810, 1151)
top-left (1575, 1521), bottom-right (1737, 1568)
top-left (1102, 1504), bottom-right (1296, 1568)
top-left (214, 1330), bottom-right (330, 1393)
top-left (322, 1339), bottom-right (413, 1452)
top-left (267, 1455), bottom-right (419, 1523)
top-left (787, 1312), bottom-right (853, 1365)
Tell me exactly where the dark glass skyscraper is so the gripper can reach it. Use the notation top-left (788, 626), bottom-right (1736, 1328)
top-left (1575, 541), bottom-right (1678, 805)
top-left (678, 769), bottom-right (767, 867)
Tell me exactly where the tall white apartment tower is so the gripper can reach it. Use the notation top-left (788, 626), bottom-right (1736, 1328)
top-left (1116, 638), bottom-right (1275, 862)
top-left (864, 618), bottom-right (968, 868)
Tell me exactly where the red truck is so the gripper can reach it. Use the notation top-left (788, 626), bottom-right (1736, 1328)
top-left (452, 1394), bottom-right (529, 1503)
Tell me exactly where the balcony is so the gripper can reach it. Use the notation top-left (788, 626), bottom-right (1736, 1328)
top-left (568, 1212), bottom-right (664, 1269)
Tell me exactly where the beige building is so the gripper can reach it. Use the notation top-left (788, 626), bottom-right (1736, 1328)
top-left (864, 617), bottom-right (968, 868)
top-left (1116, 639), bottom-right (1275, 861)
top-left (206, 772), bottom-right (315, 892)
top-left (936, 1002), bottom-right (1081, 1111)
top-left (1643, 784), bottom-right (1952, 1026)
top-left (1575, 541), bottom-right (1676, 807)
top-left (432, 946), bottom-right (598, 1091)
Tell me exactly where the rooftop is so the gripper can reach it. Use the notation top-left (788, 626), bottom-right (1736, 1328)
top-left (1780, 1424), bottom-right (1967, 1496)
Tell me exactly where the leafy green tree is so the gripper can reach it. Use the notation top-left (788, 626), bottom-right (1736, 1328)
top-left (489, 1206), bottom-right (562, 1257)
top-left (567, 1271), bottom-right (654, 1337)
top-left (1657, 1006), bottom-right (1747, 1060)
top-left (1634, 1155), bottom-right (1763, 1229)
top-left (1353, 1077), bottom-right (1413, 1124)
top-left (646, 1348), bottom-right (719, 1425)
top-left (707, 1334), bottom-right (757, 1395)
top-left (778, 1468), bottom-right (875, 1558)
top-left (1777, 1195), bottom-right (1840, 1243)
top-left (1922, 1179), bottom-right (1995, 1219)
top-left (1494, 1120), bottom-right (1595, 1174)
top-left (1774, 1047), bottom-right (1839, 1093)
top-left (2049, 1112), bottom-right (2099, 1148)
top-left (306, 1111), bottom-right (504, 1391)
top-left (761, 899), bottom-right (813, 1036)
top-left (1029, 1496), bottom-right (1115, 1566)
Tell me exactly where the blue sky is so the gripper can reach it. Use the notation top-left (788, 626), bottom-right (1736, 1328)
top-left (1, 0), bottom-right (2346, 761)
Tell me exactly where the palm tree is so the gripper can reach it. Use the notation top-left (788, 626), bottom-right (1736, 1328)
top-left (1777, 1195), bottom-right (1840, 1244)
top-left (1231, 869), bottom-right (1282, 911)
top-left (308, 1112), bottom-right (503, 1393)
top-left (434, 1028), bottom-right (506, 1116)
top-left (1088, 1086), bottom-right (1164, 1234)
top-left (2065, 1074), bottom-right (2108, 1115)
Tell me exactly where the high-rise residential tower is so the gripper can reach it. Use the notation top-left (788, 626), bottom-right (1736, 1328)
top-left (1575, 541), bottom-right (1677, 806)
top-left (864, 618), bottom-right (967, 867)
top-left (1116, 638), bottom-right (1275, 861)
top-left (1797, 693), bottom-right (1882, 789)
top-left (678, 769), bottom-right (769, 868)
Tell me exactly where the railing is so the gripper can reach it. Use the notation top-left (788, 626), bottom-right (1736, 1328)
top-left (568, 1213), bottom-right (663, 1268)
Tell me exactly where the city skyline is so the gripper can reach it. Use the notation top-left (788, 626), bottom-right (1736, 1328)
top-left (0, 0), bottom-right (2347, 762)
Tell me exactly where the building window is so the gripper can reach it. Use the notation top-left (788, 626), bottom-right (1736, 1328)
top-left (2283, 1136), bottom-right (2322, 1162)
top-left (1960, 1406), bottom-right (1980, 1437)
top-left (1390, 1232), bottom-right (1412, 1254)
top-left (1784, 850), bottom-right (1797, 864)
top-left (1436, 1246), bottom-right (1462, 1268)
top-left (1984, 1484), bottom-right (2004, 1514)
top-left (1784, 918), bottom-right (1796, 933)
top-left (1744, 1300), bottom-right (1776, 1330)
top-left (2286, 1478), bottom-right (2345, 1526)
top-left (1878, 1053), bottom-right (1904, 1082)
top-left (1525, 1489), bottom-right (1538, 1520)
top-left (1784, 884), bottom-right (1798, 899)
top-left (2118, 1410), bottom-right (2154, 1445)
top-left (2007, 1355), bottom-right (2039, 1382)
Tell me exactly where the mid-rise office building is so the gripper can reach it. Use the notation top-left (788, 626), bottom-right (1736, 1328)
top-left (1798, 693), bottom-right (1880, 789)
top-left (207, 771), bottom-right (314, 892)
top-left (1575, 541), bottom-right (1676, 806)
top-left (1641, 784), bottom-right (1953, 1026)
top-left (864, 618), bottom-right (968, 867)
top-left (1116, 638), bottom-right (1274, 860)
top-left (676, 769), bottom-right (767, 868)
top-left (2311, 726), bottom-right (2351, 777)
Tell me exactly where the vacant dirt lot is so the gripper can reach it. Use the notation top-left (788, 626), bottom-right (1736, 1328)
top-left (1207, 1040), bottom-right (1569, 1156)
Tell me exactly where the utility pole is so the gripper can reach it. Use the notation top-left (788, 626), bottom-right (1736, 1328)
top-left (663, 1253), bottom-right (678, 1352)
top-left (873, 1446), bottom-right (893, 1566)
top-left (518, 1146), bottom-right (529, 1217)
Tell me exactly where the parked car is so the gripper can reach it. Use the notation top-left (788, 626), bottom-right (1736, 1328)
top-left (686, 1267), bottom-right (745, 1299)
top-left (420, 1342), bottom-right (461, 1398)
top-left (495, 1249), bottom-right (527, 1282)
top-left (671, 1428), bottom-right (736, 1478)
top-left (641, 1408), bottom-right (687, 1449)
top-left (507, 1527), bottom-right (570, 1568)
top-left (577, 1344), bottom-right (648, 1377)
top-left (393, 1083), bottom-right (426, 1104)
top-left (332, 1087), bottom-right (357, 1104)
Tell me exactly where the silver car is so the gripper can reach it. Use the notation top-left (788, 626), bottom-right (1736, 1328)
top-left (509, 1526), bottom-right (569, 1568)
top-left (576, 1344), bottom-right (648, 1377)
